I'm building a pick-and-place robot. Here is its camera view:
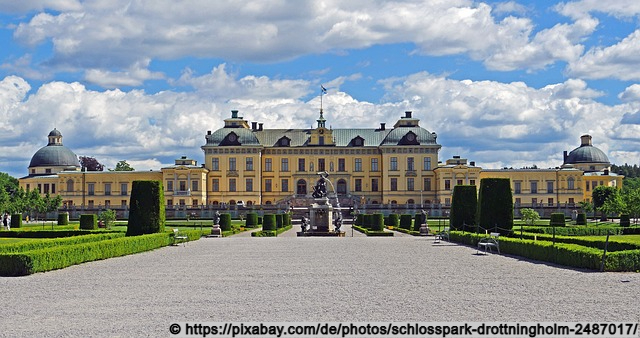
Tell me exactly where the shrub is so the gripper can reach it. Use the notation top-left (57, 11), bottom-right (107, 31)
top-left (386, 214), bottom-right (399, 227)
top-left (57, 212), bottom-right (69, 226)
top-left (620, 214), bottom-right (631, 227)
top-left (98, 209), bottom-right (116, 229)
top-left (576, 213), bottom-right (587, 225)
top-left (550, 213), bottom-right (566, 227)
top-left (413, 213), bottom-right (426, 232)
top-left (126, 180), bottom-right (165, 236)
top-left (11, 214), bottom-right (22, 228)
top-left (257, 216), bottom-right (263, 225)
top-left (219, 213), bottom-right (232, 231)
top-left (275, 214), bottom-right (284, 228)
top-left (477, 178), bottom-right (513, 235)
top-left (450, 185), bottom-right (477, 231)
top-left (371, 213), bottom-right (385, 231)
top-left (283, 213), bottom-right (291, 226)
top-left (245, 213), bottom-right (258, 227)
top-left (79, 214), bottom-right (97, 230)
top-left (262, 214), bottom-right (276, 231)
top-left (356, 213), bottom-right (365, 226)
top-left (400, 214), bottom-right (412, 230)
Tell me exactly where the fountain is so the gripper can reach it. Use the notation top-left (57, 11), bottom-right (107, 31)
top-left (297, 171), bottom-right (345, 237)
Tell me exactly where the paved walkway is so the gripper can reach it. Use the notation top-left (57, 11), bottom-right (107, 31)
top-left (1, 234), bottom-right (639, 337)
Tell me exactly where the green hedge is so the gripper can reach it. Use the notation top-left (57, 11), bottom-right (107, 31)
top-left (550, 213), bottom-right (566, 227)
top-left (413, 213), bottom-right (424, 232)
top-left (11, 214), bottom-right (22, 228)
top-left (0, 233), bottom-right (125, 254)
top-left (57, 213), bottom-right (69, 225)
top-left (219, 213), bottom-right (232, 231)
top-left (371, 213), bottom-right (384, 231)
top-left (522, 226), bottom-right (624, 236)
top-left (262, 214), bottom-right (276, 231)
top-left (399, 214), bottom-right (412, 230)
top-left (386, 214), bottom-right (399, 227)
top-left (620, 214), bottom-right (630, 227)
top-left (450, 185), bottom-right (477, 231)
top-left (251, 225), bottom-right (292, 237)
top-left (0, 229), bottom-right (119, 239)
top-left (514, 232), bottom-right (640, 252)
top-left (0, 230), bottom-right (204, 276)
top-left (477, 178), bottom-right (513, 235)
top-left (275, 214), bottom-right (284, 228)
top-left (126, 180), bottom-right (165, 236)
top-left (576, 213), bottom-right (587, 225)
top-left (352, 225), bottom-right (393, 236)
top-left (245, 213), bottom-right (258, 227)
top-left (79, 214), bottom-right (97, 230)
top-left (355, 214), bottom-right (365, 226)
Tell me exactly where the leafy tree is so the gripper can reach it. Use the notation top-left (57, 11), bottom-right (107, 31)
top-left (601, 191), bottom-right (624, 220)
top-left (110, 160), bottom-right (135, 171)
top-left (520, 208), bottom-right (540, 226)
top-left (98, 209), bottom-right (117, 229)
top-left (79, 156), bottom-right (105, 171)
top-left (621, 188), bottom-right (640, 224)
top-left (579, 200), bottom-right (594, 219)
top-left (592, 186), bottom-right (618, 220)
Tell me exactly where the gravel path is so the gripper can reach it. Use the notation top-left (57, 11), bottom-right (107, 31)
top-left (1, 236), bottom-right (639, 337)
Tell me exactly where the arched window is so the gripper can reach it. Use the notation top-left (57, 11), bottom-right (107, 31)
top-left (407, 199), bottom-right (415, 204)
top-left (567, 177), bottom-right (575, 190)
top-left (66, 179), bottom-right (74, 192)
top-left (390, 200), bottom-right (397, 205)
top-left (297, 179), bottom-right (307, 195)
top-left (337, 179), bottom-right (347, 194)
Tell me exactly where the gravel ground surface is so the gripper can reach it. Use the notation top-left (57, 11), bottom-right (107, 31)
top-left (1, 229), bottom-right (639, 337)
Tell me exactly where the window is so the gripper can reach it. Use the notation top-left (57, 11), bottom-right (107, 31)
top-left (514, 182), bottom-right (521, 194)
top-left (355, 179), bottom-right (362, 192)
top-left (281, 179), bottom-right (289, 192)
top-left (371, 158), bottom-right (378, 172)
top-left (281, 158), bottom-right (289, 171)
top-left (265, 179), bottom-right (272, 192)
top-left (229, 158), bottom-right (236, 171)
top-left (548, 198), bottom-right (554, 206)
top-left (121, 183), bottom-right (128, 195)
top-left (547, 181), bottom-right (554, 193)
top-left (166, 181), bottom-right (173, 192)
top-left (456, 179), bottom-right (463, 186)
top-left (407, 157), bottom-right (414, 171)
top-left (423, 157), bottom-right (431, 170)
top-left (246, 178), bottom-right (253, 192)
top-left (318, 159), bottom-right (325, 172)
top-left (444, 180), bottom-right (451, 191)
top-left (531, 181), bottom-right (537, 194)
top-left (88, 200), bottom-right (94, 208)
top-left (192, 199), bottom-right (198, 207)
top-left (246, 157), bottom-right (253, 171)
top-left (44, 184), bottom-right (50, 194)
top-left (212, 179), bottom-right (219, 192)
top-left (407, 178), bottom-right (415, 191)
top-left (391, 178), bottom-right (398, 191)
top-left (179, 181), bottom-right (187, 191)
top-left (354, 158), bottom-right (362, 172)
top-left (390, 157), bottom-right (398, 171)
top-left (445, 198), bottom-right (450, 206)
top-left (67, 179), bottom-right (74, 192)
top-left (337, 179), bottom-right (347, 194)
top-left (568, 198), bottom-right (575, 205)
top-left (319, 136), bottom-right (324, 145)
top-left (532, 198), bottom-right (538, 205)
top-left (568, 177), bottom-right (575, 190)
top-left (265, 158), bottom-right (272, 171)
top-left (192, 180), bottom-right (198, 191)
top-left (371, 178), bottom-right (379, 192)
top-left (51, 184), bottom-right (56, 194)
top-left (104, 183), bottom-right (111, 195)
top-left (212, 158), bottom-right (219, 171)
top-left (45, 168), bottom-right (51, 174)
top-left (121, 200), bottom-right (127, 207)
top-left (229, 179), bottom-right (236, 192)
top-left (424, 178), bottom-right (431, 191)
top-left (338, 158), bottom-right (345, 172)
top-left (298, 158), bottom-right (305, 172)
top-left (88, 183), bottom-right (95, 196)
top-left (515, 198), bottom-right (521, 205)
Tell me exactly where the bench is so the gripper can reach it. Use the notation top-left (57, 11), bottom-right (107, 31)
top-left (433, 227), bottom-right (450, 243)
top-left (477, 232), bottom-right (500, 254)
top-left (172, 228), bottom-right (188, 246)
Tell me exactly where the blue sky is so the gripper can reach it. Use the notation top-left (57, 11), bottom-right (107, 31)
top-left (1, 0), bottom-right (640, 178)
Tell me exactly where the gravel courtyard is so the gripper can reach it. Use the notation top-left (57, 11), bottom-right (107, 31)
top-left (2, 227), bottom-right (639, 337)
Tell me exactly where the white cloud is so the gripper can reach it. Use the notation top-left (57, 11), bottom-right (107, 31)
top-left (556, 0), bottom-right (640, 20)
top-left (84, 59), bottom-right (164, 88)
top-left (619, 84), bottom-right (640, 102)
top-left (568, 30), bottom-right (640, 80)
top-left (0, 0), bottom-right (82, 14)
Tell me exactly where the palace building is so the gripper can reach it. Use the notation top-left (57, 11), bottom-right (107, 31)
top-left (18, 110), bottom-right (623, 215)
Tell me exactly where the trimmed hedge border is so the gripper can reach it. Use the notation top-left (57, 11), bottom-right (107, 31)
top-left (352, 225), bottom-right (394, 236)
top-left (0, 229), bottom-right (205, 276)
top-left (0, 233), bottom-right (125, 254)
top-left (251, 225), bottom-right (292, 237)
top-left (390, 227), bottom-right (421, 236)
top-left (0, 229), bottom-right (121, 239)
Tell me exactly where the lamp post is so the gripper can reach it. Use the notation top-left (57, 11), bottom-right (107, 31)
top-left (420, 190), bottom-right (423, 208)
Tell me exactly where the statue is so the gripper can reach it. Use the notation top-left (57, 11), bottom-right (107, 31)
top-left (300, 216), bottom-right (309, 233)
top-left (213, 210), bottom-right (221, 225)
top-left (312, 171), bottom-right (330, 198)
top-left (334, 213), bottom-right (342, 232)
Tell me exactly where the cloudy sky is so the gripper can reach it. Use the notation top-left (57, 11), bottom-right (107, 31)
top-left (1, 0), bottom-right (640, 178)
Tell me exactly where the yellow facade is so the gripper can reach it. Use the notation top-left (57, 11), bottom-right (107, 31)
top-left (18, 112), bottom-right (623, 212)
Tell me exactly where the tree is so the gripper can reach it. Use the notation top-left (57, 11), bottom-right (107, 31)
top-left (592, 186), bottom-right (618, 220)
top-left (477, 178), bottom-right (513, 235)
top-left (98, 209), bottom-right (117, 229)
top-left (110, 160), bottom-right (135, 171)
top-left (621, 188), bottom-right (640, 224)
top-left (450, 185), bottom-right (477, 230)
top-left (520, 208), bottom-right (540, 226)
top-left (79, 156), bottom-right (105, 171)
top-left (126, 180), bottom-right (165, 236)
top-left (601, 191), bottom-right (624, 220)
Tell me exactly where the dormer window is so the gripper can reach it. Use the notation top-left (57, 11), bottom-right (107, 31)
top-left (351, 136), bottom-right (365, 147)
top-left (278, 136), bottom-right (291, 147)
top-left (221, 132), bottom-right (241, 146)
top-left (400, 131), bottom-right (419, 145)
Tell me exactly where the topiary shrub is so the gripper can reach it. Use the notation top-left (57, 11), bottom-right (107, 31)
top-left (257, 216), bottom-right (263, 225)
top-left (477, 178), bottom-right (513, 235)
top-left (126, 180), bottom-right (165, 236)
top-left (450, 185), bottom-right (477, 231)
top-left (11, 214), bottom-right (22, 229)
top-left (219, 213), bottom-right (232, 231)
top-left (57, 212), bottom-right (69, 226)
top-left (413, 213), bottom-right (426, 231)
top-left (283, 213), bottom-right (291, 226)
top-left (356, 213), bottom-right (365, 226)
top-left (576, 212), bottom-right (587, 225)
top-left (550, 213), bottom-right (566, 227)
top-left (386, 213), bottom-right (399, 227)
top-left (79, 214), bottom-right (97, 230)
top-left (245, 213), bottom-right (258, 228)
top-left (371, 213), bottom-right (384, 231)
top-left (262, 214), bottom-right (276, 231)
top-left (275, 214), bottom-right (284, 228)
top-left (400, 214), bottom-right (412, 230)
top-left (620, 214), bottom-right (630, 227)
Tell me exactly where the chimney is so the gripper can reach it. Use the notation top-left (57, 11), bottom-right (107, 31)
top-left (604, 169), bottom-right (609, 175)
top-left (251, 122), bottom-right (257, 130)
top-left (470, 161), bottom-right (475, 166)
top-left (231, 110), bottom-right (239, 118)
top-left (207, 130), bottom-right (211, 135)
top-left (453, 155), bottom-right (460, 159)
top-left (258, 123), bottom-right (263, 131)
top-left (563, 150), bottom-right (568, 161)
top-left (380, 123), bottom-right (386, 130)
top-left (580, 134), bottom-right (592, 146)
top-left (405, 111), bottom-right (412, 118)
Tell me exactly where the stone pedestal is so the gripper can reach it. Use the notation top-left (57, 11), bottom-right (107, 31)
top-left (207, 224), bottom-right (222, 238)
top-left (309, 198), bottom-right (333, 233)
top-left (419, 224), bottom-right (429, 236)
